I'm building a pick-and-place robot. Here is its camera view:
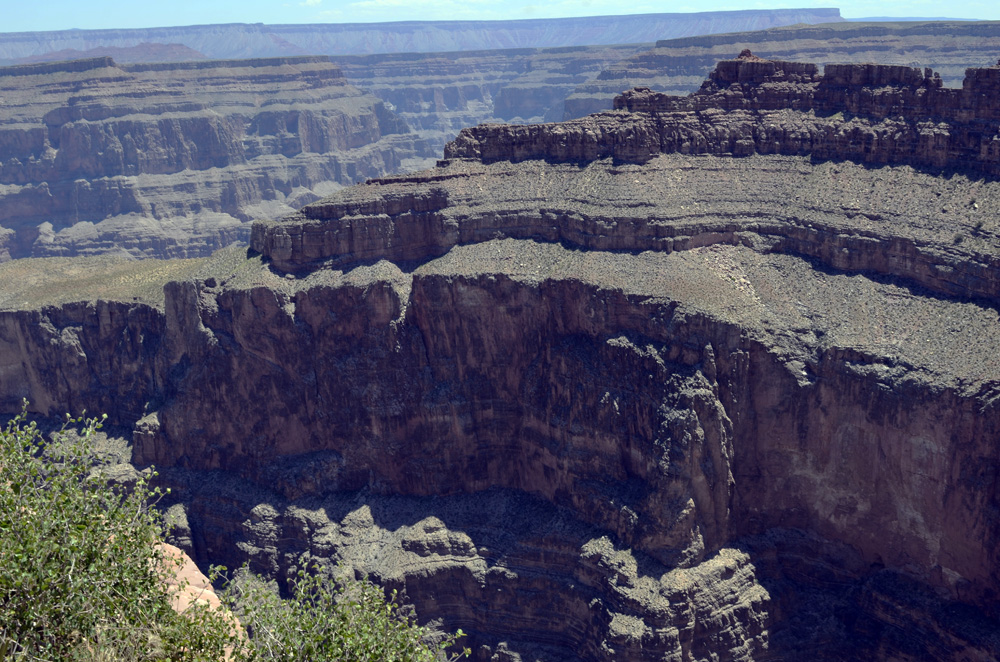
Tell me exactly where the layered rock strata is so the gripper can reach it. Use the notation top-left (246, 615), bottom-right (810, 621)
top-left (2, 56), bottom-right (1000, 660)
top-left (0, 56), bottom-right (417, 259)
top-left (328, 44), bottom-right (652, 155)
top-left (563, 20), bottom-right (1000, 118)
top-left (446, 53), bottom-right (1000, 177)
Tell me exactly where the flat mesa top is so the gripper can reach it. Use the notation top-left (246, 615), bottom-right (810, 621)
top-left (0, 255), bottom-right (209, 309)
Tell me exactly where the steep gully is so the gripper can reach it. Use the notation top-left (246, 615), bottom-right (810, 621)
top-left (2, 55), bottom-right (1000, 660)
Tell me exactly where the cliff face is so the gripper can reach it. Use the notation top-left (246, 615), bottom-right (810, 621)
top-left (327, 44), bottom-right (652, 157)
top-left (446, 54), bottom-right (1000, 177)
top-left (0, 298), bottom-right (162, 420)
top-left (563, 20), bottom-right (1000, 119)
top-left (6, 20), bottom-right (999, 262)
top-left (0, 56), bottom-right (418, 259)
top-left (3, 55), bottom-right (1000, 660)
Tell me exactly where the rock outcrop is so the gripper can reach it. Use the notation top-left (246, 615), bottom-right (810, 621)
top-left (0, 56), bottom-right (419, 259)
top-left (446, 54), bottom-right (1000, 176)
top-left (3, 55), bottom-right (1000, 660)
top-left (563, 20), bottom-right (1000, 119)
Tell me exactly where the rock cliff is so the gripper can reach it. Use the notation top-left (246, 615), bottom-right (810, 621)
top-left (563, 20), bottom-right (1000, 119)
top-left (2, 55), bottom-right (1000, 660)
top-left (445, 53), bottom-right (1000, 177)
top-left (0, 56), bottom-right (419, 259)
top-left (328, 44), bottom-right (652, 155)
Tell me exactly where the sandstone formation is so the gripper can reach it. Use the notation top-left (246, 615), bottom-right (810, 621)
top-left (0, 10), bottom-right (843, 62)
top-left (2, 55), bottom-right (1000, 660)
top-left (0, 56), bottom-right (418, 259)
top-left (6, 19), bottom-right (999, 265)
top-left (158, 541), bottom-right (227, 615)
top-left (564, 20), bottom-right (1000, 118)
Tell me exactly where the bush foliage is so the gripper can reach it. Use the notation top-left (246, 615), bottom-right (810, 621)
top-left (0, 405), bottom-right (467, 661)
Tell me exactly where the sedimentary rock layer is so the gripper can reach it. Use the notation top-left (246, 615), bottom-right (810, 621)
top-left (0, 56), bottom-right (417, 259)
top-left (446, 55), bottom-right (1000, 176)
top-left (328, 44), bottom-right (652, 154)
top-left (4, 151), bottom-right (1000, 659)
top-left (564, 20), bottom-right (1000, 118)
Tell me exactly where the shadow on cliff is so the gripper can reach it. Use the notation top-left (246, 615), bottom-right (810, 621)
top-left (732, 529), bottom-right (1000, 660)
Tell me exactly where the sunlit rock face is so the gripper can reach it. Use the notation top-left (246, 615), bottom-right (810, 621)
top-left (562, 21), bottom-right (1000, 119)
top-left (0, 56), bottom-right (418, 260)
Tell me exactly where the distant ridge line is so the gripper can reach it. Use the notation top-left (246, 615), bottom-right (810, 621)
top-left (0, 9), bottom-right (844, 61)
top-left (652, 19), bottom-right (1000, 49)
top-left (0, 57), bottom-right (115, 77)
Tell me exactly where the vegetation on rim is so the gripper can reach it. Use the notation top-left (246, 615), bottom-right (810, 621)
top-left (0, 404), bottom-right (468, 661)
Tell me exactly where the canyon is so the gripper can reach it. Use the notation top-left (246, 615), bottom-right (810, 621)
top-left (1, 53), bottom-right (999, 660)
top-left (4, 20), bottom-right (1000, 266)
top-left (0, 56), bottom-right (419, 260)
top-left (563, 19), bottom-right (1000, 118)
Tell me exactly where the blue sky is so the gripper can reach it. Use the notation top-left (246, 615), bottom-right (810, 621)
top-left (5, 0), bottom-right (1000, 32)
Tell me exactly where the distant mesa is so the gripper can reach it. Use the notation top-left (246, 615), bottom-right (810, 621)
top-left (0, 56), bottom-right (421, 260)
top-left (447, 54), bottom-right (1000, 175)
top-left (0, 9), bottom-right (843, 61)
top-left (13, 42), bottom-right (208, 64)
top-left (562, 19), bottom-right (1000, 119)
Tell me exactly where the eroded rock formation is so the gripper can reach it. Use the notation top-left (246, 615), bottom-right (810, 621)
top-left (0, 56), bottom-right (418, 259)
top-left (328, 44), bottom-right (653, 152)
top-left (447, 53), bottom-right (1000, 176)
top-left (2, 55), bottom-right (1000, 660)
top-left (563, 20), bottom-right (1000, 119)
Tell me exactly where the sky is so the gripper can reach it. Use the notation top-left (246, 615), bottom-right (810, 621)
top-left (4, 0), bottom-right (1000, 32)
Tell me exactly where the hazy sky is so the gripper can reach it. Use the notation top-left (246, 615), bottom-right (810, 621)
top-left (6, 0), bottom-right (1000, 32)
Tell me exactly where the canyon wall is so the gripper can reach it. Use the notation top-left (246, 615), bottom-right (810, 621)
top-left (446, 53), bottom-right (1000, 177)
top-left (2, 56), bottom-right (1000, 660)
top-left (0, 56), bottom-right (419, 259)
top-left (4, 20), bottom-right (1000, 264)
top-left (327, 45), bottom-right (652, 156)
top-left (563, 20), bottom-right (1000, 118)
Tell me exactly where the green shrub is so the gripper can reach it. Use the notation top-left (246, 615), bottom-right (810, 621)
top-left (0, 404), bottom-right (238, 660)
top-left (222, 565), bottom-right (469, 662)
top-left (0, 404), bottom-right (468, 661)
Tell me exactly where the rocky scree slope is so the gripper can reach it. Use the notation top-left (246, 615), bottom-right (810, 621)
top-left (3, 55), bottom-right (1000, 660)
top-left (0, 56), bottom-right (418, 260)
